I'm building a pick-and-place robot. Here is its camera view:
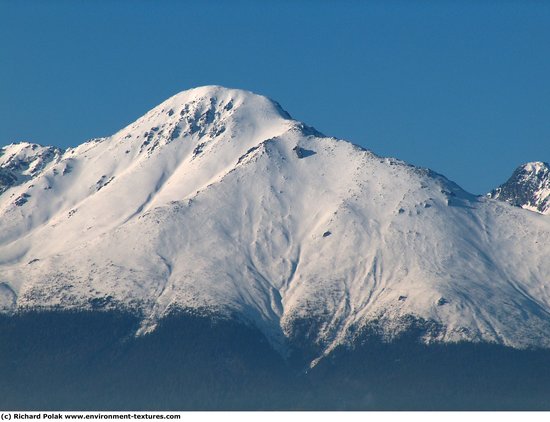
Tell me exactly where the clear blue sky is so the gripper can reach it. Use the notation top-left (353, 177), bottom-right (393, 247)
top-left (2, 0), bottom-right (550, 194)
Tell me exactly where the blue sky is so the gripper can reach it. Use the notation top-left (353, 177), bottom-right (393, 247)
top-left (1, 0), bottom-right (549, 194)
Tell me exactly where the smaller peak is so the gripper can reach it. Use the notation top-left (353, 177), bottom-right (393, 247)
top-left (519, 161), bottom-right (550, 174)
top-left (0, 141), bottom-right (62, 194)
top-left (489, 160), bottom-right (550, 215)
top-left (2, 141), bottom-right (38, 150)
top-left (1, 141), bottom-right (61, 155)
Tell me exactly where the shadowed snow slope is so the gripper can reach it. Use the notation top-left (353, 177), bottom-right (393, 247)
top-left (1, 86), bottom-right (550, 362)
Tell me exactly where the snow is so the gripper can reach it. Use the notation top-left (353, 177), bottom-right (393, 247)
top-left (489, 161), bottom-right (550, 215)
top-left (1, 86), bottom-right (550, 363)
top-left (523, 161), bottom-right (548, 173)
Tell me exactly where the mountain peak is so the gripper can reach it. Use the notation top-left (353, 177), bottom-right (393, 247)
top-left (0, 142), bottom-right (62, 194)
top-left (113, 86), bottom-right (293, 154)
top-left (488, 161), bottom-right (550, 214)
top-left (521, 161), bottom-right (549, 174)
top-left (167, 85), bottom-right (291, 117)
top-left (2, 88), bottom-right (550, 363)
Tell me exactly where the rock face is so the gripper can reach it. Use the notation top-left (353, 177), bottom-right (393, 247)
top-left (1, 86), bottom-right (550, 366)
top-left (488, 162), bottom-right (550, 215)
top-left (0, 142), bottom-right (62, 195)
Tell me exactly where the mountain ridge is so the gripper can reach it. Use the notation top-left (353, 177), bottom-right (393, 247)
top-left (1, 86), bottom-right (550, 364)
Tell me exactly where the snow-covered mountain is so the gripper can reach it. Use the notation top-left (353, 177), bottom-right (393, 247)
top-left (488, 161), bottom-right (550, 215)
top-left (1, 86), bottom-right (550, 363)
top-left (0, 143), bottom-right (62, 195)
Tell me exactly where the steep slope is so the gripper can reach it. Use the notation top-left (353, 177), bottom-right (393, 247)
top-left (1, 86), bottom-right (550, 363)
top-left (488, 161), bottom-right (550, 215)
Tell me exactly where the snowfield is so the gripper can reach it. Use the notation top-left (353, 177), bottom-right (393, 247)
top-left (1, 86), bottom-right (550, 362)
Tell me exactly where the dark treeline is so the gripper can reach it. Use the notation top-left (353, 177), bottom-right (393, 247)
top-left (1, 311), bottom-right (550, 410)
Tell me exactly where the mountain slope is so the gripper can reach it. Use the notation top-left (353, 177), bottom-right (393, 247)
top-left (1, 86), bottom-right (550, 363)
top-left (488, 161), bottom-right (550, 215)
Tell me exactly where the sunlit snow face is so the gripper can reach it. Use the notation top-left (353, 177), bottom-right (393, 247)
top-left (1, 87), bottom-right (550, 363)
